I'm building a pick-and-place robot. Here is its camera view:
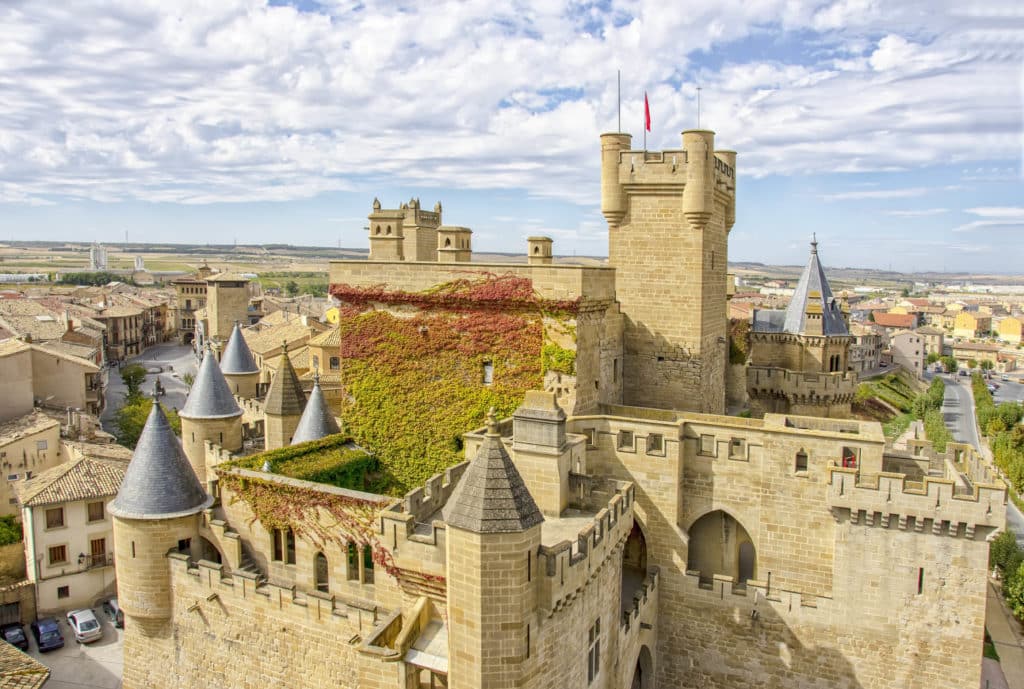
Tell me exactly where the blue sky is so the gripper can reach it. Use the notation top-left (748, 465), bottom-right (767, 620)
top-left (0, 1), bottom-right (1021, 272)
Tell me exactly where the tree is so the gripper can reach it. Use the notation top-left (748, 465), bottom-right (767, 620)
top-left (114, 398), bottom-right (181, 449)
top-left (284, 280), bottom-right (300, 297)
top-left (981, 359), bottom-right (995, 371)
top-left (0, 515), bottom-right (22, 546)
top-left (968, 359), bottom-right (978, 369)
top-left (991, 530), bottom-right (1023, 574)
top-left (926, 352), bottom-right (940, 365)
top-left (940, 355), bottom-right (958, 373)
top-left (182, 372), bottom-right (195, 391)
top-left (120, 364), bottom-right (147, 396)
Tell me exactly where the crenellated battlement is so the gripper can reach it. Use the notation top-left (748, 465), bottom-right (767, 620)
top-left (168, 553), bottom-right (385, 633)
top-left (537, 481), bottom-right (635, 614)
top-left (826, 467), bottom-right (1005, 537)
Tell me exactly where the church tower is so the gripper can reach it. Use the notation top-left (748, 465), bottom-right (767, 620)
top-left (219, 322), bottom-right (260, 399)
top-left (443, 411), bottom-right (543, 689)
top-left (601, 129), bottom-right (736, 414)
top-left (179, 345), bottom-right (243, 487)
top-left (109, 402), bottom-right (212, 659)
top-left (263, 344), bottom-right (307, 449)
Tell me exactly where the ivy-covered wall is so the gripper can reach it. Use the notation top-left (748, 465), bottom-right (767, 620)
top-left (330, 273), bottom-right (578, 493)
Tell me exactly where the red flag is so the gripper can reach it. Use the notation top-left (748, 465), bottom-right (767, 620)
top-left (644, 91), bottom-right (651, 132)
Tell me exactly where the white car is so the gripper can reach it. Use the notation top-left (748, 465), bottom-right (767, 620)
top-left (66, 608), bottom-right (102, 643)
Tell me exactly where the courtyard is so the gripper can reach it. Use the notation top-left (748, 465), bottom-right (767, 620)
top-left (99, 342), bottom-right (198, 435)
top-left (23, 608), bottom-right (123, 689)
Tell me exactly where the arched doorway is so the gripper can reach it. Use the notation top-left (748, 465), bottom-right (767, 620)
top-left (198, 537), bottom-right (222, 564)
top-left (631, 645), bottom-right (653, 689)
top-left (314, 552), bottom-right (329, 593)
top-left (621, 521), bottom-right (648, 615)
top-left (686, 510), bottom-right (756, 586)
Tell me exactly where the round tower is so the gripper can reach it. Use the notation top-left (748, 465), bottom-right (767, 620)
top-left (219, 322), bottom-right (260, 398)
top-left (291, 372), bottom-right (340, 445)
top-left (109, 401), bottom-right (213, 637)
top-left (600, 132), bottom-right (631, 227)
top-left (443, 410), bottom-right (544, 689)
top-left (263, 343), bottom-right (307, 449)
top-left (179, 345), bottom-right (243, 486)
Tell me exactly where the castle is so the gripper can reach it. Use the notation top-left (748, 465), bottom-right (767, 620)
top-left (109, 128), bottom-right (1005, 689)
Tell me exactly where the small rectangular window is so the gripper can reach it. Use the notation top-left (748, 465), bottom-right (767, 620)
top-left (842, 446), bottom-right (859, 469)
top-left (48, 545), bottom-right (67, 566)
top-left (87, 501), bottom-right (105, 522)
top-left (583, 428), bottom-right (597, 448)
top-left (795, 450), bottom-right (809, 473)
top-left (917, 567), bottom-right (924, 595)
top-left (57, 585), bottom-right (69, 599)
top-left (329, 357), bottom-right (340, 370)
top-left (482, 361), bottom-right (494, 385)
top-left (729, 438), bottom-right (746, 459)
top-left (612, 358), bottom-right (619, 383)
top-left (6, 474), bottom-right (18, 482)
top-left (45, 507), bottom-right (64, 529)
top-left (699, 434), bottom-right (716, 457)
top-left (617, 430), bottom-right (634, 451)
top-left (647, 433), bottom-right (664, 455)
top-left (587, 618), bottom-right (601, 683)
top-left (272, 529), bottom-right (284, 562)
top-left (36, 440), bottom-right (47, 451)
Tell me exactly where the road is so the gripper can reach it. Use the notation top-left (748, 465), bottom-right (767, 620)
top-left (939, 373), bottom-right (1024, 546)
top-left (99, 342), bottom-right (198, 436)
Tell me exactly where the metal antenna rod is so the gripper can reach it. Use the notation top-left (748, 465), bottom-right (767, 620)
top-left (697, 86), bottom-right (702, 128)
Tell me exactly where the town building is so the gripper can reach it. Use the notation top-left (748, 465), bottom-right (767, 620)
top-left (0, 339), bottom-right (104, 421)
top-left (0, 413), bottom-right (62, 517)
top-left (953, 311), bottom-right (992, 339)
top-left (109, 128), bottom-right (1004, 689)
top-left (848, 323), bottom-right (883, 374)
top-left (915, 325), bottom-right (945, 357)
top-left (888, 330), bottom-right (925, 378)
top-left (16, 445), bottom-right (129, 613)
top-left (995, 316), bottom-right (1023, 345)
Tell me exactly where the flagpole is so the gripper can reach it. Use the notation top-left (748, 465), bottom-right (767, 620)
top-left (617, 69), bottom-right (621, 133)
top-left (697, 86), bottom-right (702, 128)
top-left (643, 89), bottom-right (647, 152)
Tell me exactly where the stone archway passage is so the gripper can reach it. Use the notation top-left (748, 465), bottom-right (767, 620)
top-left (686, 510), bottom-right (756, 586)
top-left (621, 521), bottom-right (648, 616)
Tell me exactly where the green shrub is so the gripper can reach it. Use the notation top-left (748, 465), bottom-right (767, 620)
top-left (0, 516), bottom-right (21, 546)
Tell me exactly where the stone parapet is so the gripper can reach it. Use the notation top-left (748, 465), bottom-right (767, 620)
top-left (826, 467), bottom-right (1006, 536)
top-left (537, 481), bottom-right (635, 613)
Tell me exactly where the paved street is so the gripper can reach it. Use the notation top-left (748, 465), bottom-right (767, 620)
top-left (25, 608), bottom-right (123, 689)
top-left (941, 373), bottom-right (982, 449)
top-left (99, 343), bottom-right (198, 435)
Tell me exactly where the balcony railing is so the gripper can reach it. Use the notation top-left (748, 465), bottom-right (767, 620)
top-left (78, 553), bottom-right (113, 570)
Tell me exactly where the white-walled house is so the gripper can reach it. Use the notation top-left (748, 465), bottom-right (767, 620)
top-left (16, 448), bottom-right (129, 613)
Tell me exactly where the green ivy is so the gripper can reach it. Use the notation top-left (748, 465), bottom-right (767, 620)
top-left (541, 342), bottom-right (576, 375)
top-left (229, 435), bottom-right (391, 494)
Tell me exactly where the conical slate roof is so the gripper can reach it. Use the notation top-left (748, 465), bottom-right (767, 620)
top-left (782, 237), bottom-right (849, 336)
top-left (220, 323), bottom-right (259, 375)
top-left (443, 411), bottom-right (543, 534)
top-left (108, 402), bottom-right (212, 520)
top-left (291, 377), bottom-right (341, 445)
top-left (264, 346), bottom-right (307, 417)
top-left (180, 348), bottom-right (242, 419)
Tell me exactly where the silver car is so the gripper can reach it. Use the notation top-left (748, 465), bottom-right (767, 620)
top-left (66, 608), bottom-right (102, 643)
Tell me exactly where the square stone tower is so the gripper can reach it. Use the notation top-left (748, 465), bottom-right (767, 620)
top-left (601, 130), bottom-right (736, 414)
top-left (205, 273), bottom-right (250, 341)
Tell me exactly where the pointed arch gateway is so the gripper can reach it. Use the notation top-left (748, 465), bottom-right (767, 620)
top-left (686, 510), bottom-right (756, 586)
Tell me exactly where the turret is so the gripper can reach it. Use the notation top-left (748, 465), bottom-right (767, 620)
top-left (436, 226), bottom-right (473, 263)
top-left (290, 373), bottom-right (340, 445)
top-left (600, 132), bottom-right (631, 227)
top-left (443, 410), bottom-right (543, 689)
top-left (109, 402), bottom-right (212, 636)
top-left (526, 236), bottom-right (553, 266)
top-left (368, 198), bottom-right (405, 261)
top-left (263, 343), bottom-right (307, 449)
top-left (716, 149), bottom-right (737, 231)
top-left (179, 345), bottom-right (243, 487)
top-left (682, 129), bottom-right (715, 231)
top-left (219, 322), bottom-right (260, 399)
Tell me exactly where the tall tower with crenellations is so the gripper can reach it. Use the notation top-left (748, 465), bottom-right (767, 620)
top-left (601, 129), bottom-right (736, 414)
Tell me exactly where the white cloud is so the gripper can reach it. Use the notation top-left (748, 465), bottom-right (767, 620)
top-left (822, 187), bottom-right (950, 201)
top-left (885, 208), bottom-right (949, 216)
top-left (0, 0), bottom-right (1020, 210)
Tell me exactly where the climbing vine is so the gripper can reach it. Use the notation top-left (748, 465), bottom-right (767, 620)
top-left (229, 435), bottom-right (393, 493)
top-left (329, 273), bottom-right (579, 492)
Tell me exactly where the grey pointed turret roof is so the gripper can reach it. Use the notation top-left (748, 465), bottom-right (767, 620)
top-left (442, 411), bottom-right (543, 534)
top-left (264, 347), bottom-right (307, 417)
top-left (220, 323), bottom-right (259, 375)
top-left (291, 377), bottom-right (341, 445)
top-left (179, 348), bottom-right (242, 419)
top-left (781, 237), bottom-right (849, 336)
top-left (108, 402), bottom-right (212, 520)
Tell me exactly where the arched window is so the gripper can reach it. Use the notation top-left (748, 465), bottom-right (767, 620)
top-left (386, 225), bottom-right (392, 235)
top-left (795, 449), bottom-right (808, 472)
top-left (314, 552), bottom-right (329, 592)
top-left (375, 225), bottom-right (381, 235)
top-left (445, 237), bottom-right (452, 247)
top-left (534, 246), bottom-right (540, 254)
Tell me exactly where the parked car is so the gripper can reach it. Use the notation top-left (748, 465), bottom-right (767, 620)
top-left (102, 598), bottom-right (123, 628)
top-left (66, 609), bottom-right (102, 644)
top-left (1002, 375), bottom-right (1010, 382)
top-left (989, 385), bottom-right (997, 394)
top-left (0, 622), bottom-right (28, 651)
top-left (959, 370), bottom-right (969, 377)
top-left (30, 618), bottom-right (64, 652)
